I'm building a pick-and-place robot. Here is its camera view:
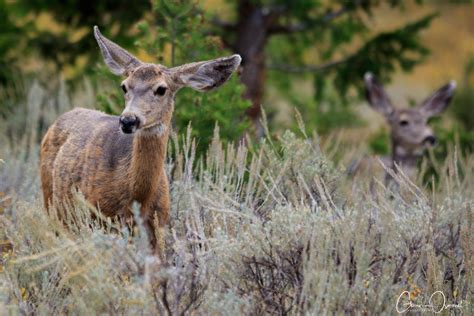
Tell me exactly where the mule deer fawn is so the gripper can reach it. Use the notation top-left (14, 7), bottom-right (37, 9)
top-left (40, 26), bottom-right (241, 254)
top-left (349, 72), bottom-right (456, 184)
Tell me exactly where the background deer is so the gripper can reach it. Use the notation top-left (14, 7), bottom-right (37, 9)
top-left (348, 72), bottom-right (456, 184)
top-left (40, 26), bottom-right (241, 254)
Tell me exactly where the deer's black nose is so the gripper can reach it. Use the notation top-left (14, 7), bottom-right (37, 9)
top-left (119, 115), bottom-right (139, 134)
top-left (423, 135), bottom-right (436, 146)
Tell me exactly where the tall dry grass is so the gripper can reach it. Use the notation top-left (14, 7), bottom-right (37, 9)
top-left (0, 82), bottom-right (472, 315)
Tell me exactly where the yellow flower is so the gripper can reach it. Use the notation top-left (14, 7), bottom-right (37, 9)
top-left (20, 287), bottom-right (28, 301)
top-left (409, 285), bottom-right (422, 300)
top-left (122, 275), bottom-right (130, 285)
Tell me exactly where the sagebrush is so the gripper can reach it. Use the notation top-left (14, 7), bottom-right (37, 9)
top-left (0, 83), bottom-right (472, 315)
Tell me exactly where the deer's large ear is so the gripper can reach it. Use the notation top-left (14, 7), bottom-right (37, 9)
top-left (419, 81), bottom-right (456, 118)
top-left (94, 26), bottom-right (142, 75)
top-left (364, 72), bottom-right (394, 118)
top-left (171, 55), bottom-right (241, 92)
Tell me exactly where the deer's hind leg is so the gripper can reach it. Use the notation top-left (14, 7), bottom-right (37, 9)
top-left (40, 127), bottom-right (60, 210)
top-left (40, 123), bottom-right (71, 214)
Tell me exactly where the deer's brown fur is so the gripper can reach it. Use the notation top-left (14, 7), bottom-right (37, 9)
top-left (40, 26), bottom-right (241, 255)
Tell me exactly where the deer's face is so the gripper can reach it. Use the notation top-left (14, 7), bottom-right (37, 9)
top-left (119, 65), bottom-right (175, 134)
top-left (93, 26), bottom-right (241, 135)
top-left (364, 73), bottom-right (456, 155)
top-left (388, 109), bottom-right (435, 151)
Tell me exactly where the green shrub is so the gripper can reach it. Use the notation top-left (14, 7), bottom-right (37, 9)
top-left (368, 128), bottom-right (390, 156)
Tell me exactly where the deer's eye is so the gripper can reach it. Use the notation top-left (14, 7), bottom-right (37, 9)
top-left (154, 86), bottom-right (167, 96)
top-left (121, 84), bottom-right (127, 94)
top-left (399, 120), bottom-right (409, 126)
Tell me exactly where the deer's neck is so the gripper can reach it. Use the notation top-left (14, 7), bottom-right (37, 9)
top-left (129, 125), bottom-right (169, 202)
top-left (390, 141), bottom-right (423, 177)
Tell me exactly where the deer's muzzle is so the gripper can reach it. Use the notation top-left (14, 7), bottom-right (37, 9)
top-left (119, 115), bottom-right (140, 134)
top-left (423, 135), bottom-right (437, 146)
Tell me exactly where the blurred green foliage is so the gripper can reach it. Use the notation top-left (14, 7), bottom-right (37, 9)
top-left (0, 0), bottom-right (149, 117)
top-left (11, 0), bottom-right (149, 72)
top-left (0, 0), bottom-right (21, 86)
top-left (369, 129), bottom-right (391, 155)
top-left (451, 56), bottom-right (474, 133)
top-left (434, 56), bottom-right (474, 155)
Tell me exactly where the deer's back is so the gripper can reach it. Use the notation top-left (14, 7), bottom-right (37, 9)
top-left (41, 108), bottom-right (134, 216)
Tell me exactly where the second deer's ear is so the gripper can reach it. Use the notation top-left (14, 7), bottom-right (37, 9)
top-left (364, 72), bottom-right (394, 118)
top-left (94, 26), bottom-right (142, 75)
top-left (171, 55), bottom-right (241, 92)
top-left (419, 81), bottom-right (456, 118)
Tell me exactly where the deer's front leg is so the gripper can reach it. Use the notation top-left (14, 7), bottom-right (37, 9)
top-left (143, 174), bottom-right (170, 257)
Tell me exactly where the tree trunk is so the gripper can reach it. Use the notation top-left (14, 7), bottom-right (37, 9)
top-left (234, 0), bottom-right (277, 132)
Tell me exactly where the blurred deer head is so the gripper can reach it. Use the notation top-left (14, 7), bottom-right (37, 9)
top-left (364, 72), bottom-right (456, 176)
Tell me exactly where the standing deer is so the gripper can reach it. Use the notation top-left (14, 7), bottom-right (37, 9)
top-left (348, 72), bottom-right (456, 184)
top-left (40, 26), bottom-right (241, 254)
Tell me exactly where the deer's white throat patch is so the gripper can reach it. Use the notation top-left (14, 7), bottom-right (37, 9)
top-left (138, 122), bottom-right (167, 136)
